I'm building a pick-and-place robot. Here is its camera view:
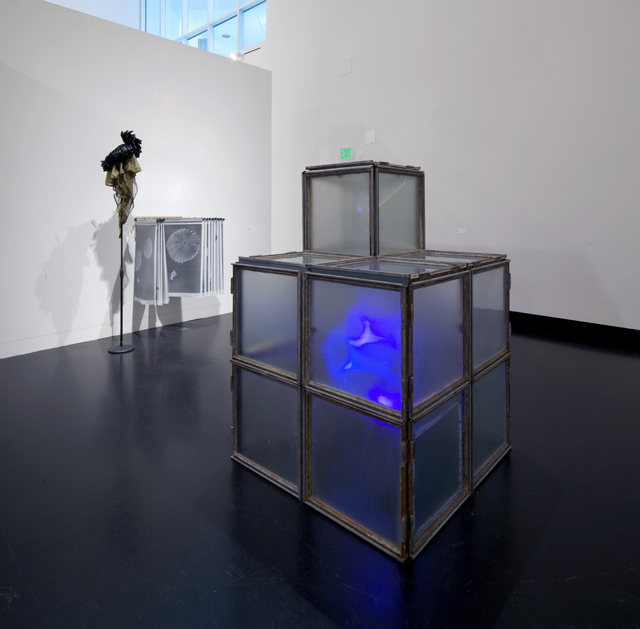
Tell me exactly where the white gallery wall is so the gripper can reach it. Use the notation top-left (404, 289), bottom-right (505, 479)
top-left (43, 0), bottom-right (140, 29)
top-left (0, 0), bottom-right (271, 359)
top-left (266, 0), bottom-right (640, 330)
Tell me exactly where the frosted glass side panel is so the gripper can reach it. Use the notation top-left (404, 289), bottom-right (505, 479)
top-left (236, 369), bottom-right (298, 487)
top-left (309, 173), bottom-right (370, 254)
top-left (473, 267), bottom-right (506, 369)
top-left (238, 270), bottom-right (298, 374)
top-left (413, 393), bottom-right (464, 536)
top-left (379, 173), bottom-right (421, 254)
top-left (310, 280), bottom-right (402, 410)
top-left (473, 362), bottom-right (507, 475)
top-left (413, 279), bottom-right (464, 406)
top-left (311, 396), bottom-right (401, 546)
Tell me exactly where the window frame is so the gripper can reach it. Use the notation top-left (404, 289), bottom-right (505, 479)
top-left (140, 0), bottom-right (266, 56)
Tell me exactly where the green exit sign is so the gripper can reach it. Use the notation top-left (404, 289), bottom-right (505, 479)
top-left (339, 146), bottom-right (355, 160)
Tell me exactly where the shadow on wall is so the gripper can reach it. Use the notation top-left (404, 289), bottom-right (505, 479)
top-left (92, 213), bottom-right (133, 337)
top-left (36, 221), bottom-right (96, 346)
top-left (131, 296), bottom-right (183, 334)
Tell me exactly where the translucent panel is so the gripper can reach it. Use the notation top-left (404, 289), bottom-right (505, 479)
top-left (309, 173), bottom-right (371, 255)
top-left (187, 0), bottom-right (207, 32)
top-left (413, 393), bottom-right (464, 535)
top-left (212, 0), bottom-right (237, 19)
top-left (311, 280), bottom-right (402, 410)
top-left (473, 267), bottom-right (506, 369)
top-left (187, 31), bottom-right (207, 50)
top-left (378, 173), bottom-right (421, 254)
top-left (242, 1), bottom-right (266, 48)
top-left (145, 0), bottom-right (160, 36)
top-left (473, 362), bottom-right (507, 475)
top-left (238, 269), bottom-right (297, 374)
top-left (165, 0), bottom-right (182, 39)
top-left (405, 254), bottom-right (485, 264)
top-left (164, 223), bottom-right (202, 296)
top-left (413, 279), bottom-right (464, 406)
top-left (270, 255), bottom-right (343, 266)
top-left (133, 223), bottom-right (157, 304)
top-left (213, 16), bottom-right (237, 56)
top-left (311, 396), bottom-right (401, 546)
top-left (237, 370), bottom-right (298, 486)
top-left (345, 261), bottom-right (443, 275)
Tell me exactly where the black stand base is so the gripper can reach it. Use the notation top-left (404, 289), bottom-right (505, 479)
top-left (108, 344), bottom-right (135, 354)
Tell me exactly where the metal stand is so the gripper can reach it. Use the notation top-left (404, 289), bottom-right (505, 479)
top-left (108, 229), bottom-right (134, 355)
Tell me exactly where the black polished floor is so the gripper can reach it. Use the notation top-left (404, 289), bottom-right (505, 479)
top-left (1, 313), bottom-right (639, 628)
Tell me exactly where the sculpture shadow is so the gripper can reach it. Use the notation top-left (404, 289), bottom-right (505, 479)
top-left (92, 213), bottom-right (134, 337)
top-left (36, 221), bottom-right (96, 346)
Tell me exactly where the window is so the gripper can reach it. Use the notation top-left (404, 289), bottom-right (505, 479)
top-left (142, 0), bottom-right (267, 57)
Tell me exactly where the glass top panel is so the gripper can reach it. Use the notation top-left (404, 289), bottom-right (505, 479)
top-left (341, 261), bottom-right (446, 275)
top-left (404, 253), bottom-right (486, 263)
top-left (271, 255), bottom-right (344, 265)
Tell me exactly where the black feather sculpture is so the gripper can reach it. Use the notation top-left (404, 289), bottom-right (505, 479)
top-left (101, 130), bottom-right (142, 172)
top-left (101, 130), bottom-right (143, 354)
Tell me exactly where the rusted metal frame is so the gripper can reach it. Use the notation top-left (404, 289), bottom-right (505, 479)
top-left (375, 163), bottom-right (423, 176)
top-left (297, 386), bottom-right (306, 501)
top-left (473, 350), bottom-right (510, 382)
top-left (382, 255), bottom-right (468, 271)
top-left (304, 255), bottom-right (373, 268)
top-left (231, 356), bottom-right (299, 389)
top-left (371, 166), bottom-right (379, 256)
top-left (462, 272), bottom-right (473, 496)
top-left (302, 171), bottom-right (310, 251)
top-left (473, 348), bottom-right (511, 379)
top-left (305, 497), bottom-right (405, 560)
top-left (394, 250), bottom-right (507, 268)
top-left (421, 249), bottom-right (507, 262)
top-left (409, 377), bottom-right (469, 428)
top-left (473, 442), bottom-right (512, 490)
top-left (400, 284), bottom-right (411, 555)
top-left (410, 376), bottom-right (470, 426)
top-left (306, 160), bottom-right (421, 172)
top-left (305, 269), bottom-right (406, 293)
top-left (231, 363), bottom-right (239, 456)
top-left (230, 360), bottom-right (302, 495)
top-left (471, 353), bottom-right (511, 488)
top-left (230, 264), bottom-right (239, 354)
top-left (410, 490), bottom-right (471, 559)
top-left (232, 452), bottom-right (299, 499)
top-left (303, 388), bottom-right (312, 502)
top-left (303, 165), bottom-right (375, 252)
top-left (409, 268), bottom-right (470, 291)
top-left (407, 384), bottom-right (470, 556)
top-left (243, 251), bottom-right (358, 265)
top-left (400, 421), bottom-right (410, 558)
top-left (305, 382), bottom-right (404, 427)
top-left (419, 172), bottom-right (426, 249)
top-left (405, 285), bottom-right (416, 551)
top-left (297, 270), bottom-right (307, 499)
top-left (375, 165), bottom-right (426, 253)
top-left (305, 160), bottom-right (375, 171)
top-left (231, 355), bottom-right (298, 385)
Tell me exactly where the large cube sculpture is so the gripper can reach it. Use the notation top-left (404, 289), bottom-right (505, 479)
top-left (231, 161), bottom-right (510, 561)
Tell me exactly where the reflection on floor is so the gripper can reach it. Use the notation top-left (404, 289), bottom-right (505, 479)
top-left (1, 313), bottom-right (639, 628)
